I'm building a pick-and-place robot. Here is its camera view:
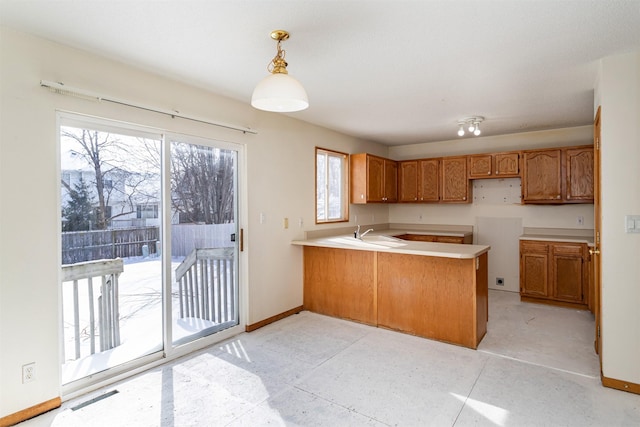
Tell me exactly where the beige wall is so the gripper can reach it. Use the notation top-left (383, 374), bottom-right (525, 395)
top-left (596, 52), bottom-right (640, 385)
top-left (0, 28), bottom-right (387, 417)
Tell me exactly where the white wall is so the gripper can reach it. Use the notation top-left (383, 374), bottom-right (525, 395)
top-left (389, 127), bottom-right (595, 292)
top-left (597, 52), bottom-right (640, 385)
top-left (0, 28), bottom-right (387, 417)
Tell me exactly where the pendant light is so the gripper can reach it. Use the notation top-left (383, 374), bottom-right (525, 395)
top-left (251, 30), bottom-right (309, 112)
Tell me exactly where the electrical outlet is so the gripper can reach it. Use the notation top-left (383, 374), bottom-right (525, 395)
top-left (22, 363), bottom-right (35, 383)
top-left (496, 277), bottom-right (505, 286)
top-left (577, 216), bottom-right (584, 226)
top-left (283, 217), bottom-right (289, 229)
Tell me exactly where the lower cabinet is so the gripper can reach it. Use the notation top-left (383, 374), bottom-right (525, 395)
top-left (520, 240), bottom-right (590, 309)
top-left (302, 246), bottom-right (489, 349)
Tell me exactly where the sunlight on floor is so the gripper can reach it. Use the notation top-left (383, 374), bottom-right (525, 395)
top-left (451, 392), bottom-right (509, 426)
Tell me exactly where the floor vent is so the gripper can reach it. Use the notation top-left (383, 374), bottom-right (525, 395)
top-left (71, 390), bottom-right (119, 411)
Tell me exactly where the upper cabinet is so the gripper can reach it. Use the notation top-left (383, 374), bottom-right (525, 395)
top-left (356, 145), bottom-right (592, 206)
top-left (441, 156), bottom-right (470, 203)
top-left (398, 159), bottom-right (440, 202)
top-left (522, 146), bottom-right (593, 204)
top-left (469, 152), bottom-right (520, 178)
top-left (351, 153), bottom-right (397, 204)
top-left (419, 159), bottom-right (441, 202)
top-left (522, 149), bottom-right (562, 202)
top-left (565, 147), bottom-right (594, 202)
top-left (398, 161), bottom-right (418, 202)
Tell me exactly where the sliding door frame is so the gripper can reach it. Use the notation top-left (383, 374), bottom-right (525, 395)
top-left (57, 112), bottom-right (248, 398)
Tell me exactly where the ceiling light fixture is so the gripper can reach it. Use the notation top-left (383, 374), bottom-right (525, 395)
top-left (251, 30), bottom-right (309, 113)
top-left (457, 116), bottom-right (484, 137)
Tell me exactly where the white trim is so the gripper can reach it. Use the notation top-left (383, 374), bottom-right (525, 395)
top-left (56, 112), bottom-right (248, 398)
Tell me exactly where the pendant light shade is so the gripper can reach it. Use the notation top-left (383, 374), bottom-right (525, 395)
top-left (251, 30), bottom-right (309, 112)
top-left (251, 73), bottom-right (308, 112)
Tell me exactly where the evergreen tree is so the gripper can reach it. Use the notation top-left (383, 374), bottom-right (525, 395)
top-left (62, 176), bottom-right (95, 231)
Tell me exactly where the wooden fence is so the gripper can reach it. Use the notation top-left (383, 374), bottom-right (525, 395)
top-left (62, 227), bottom-right (160, 264)
top-left (62, 223), bottom-right (236, 263)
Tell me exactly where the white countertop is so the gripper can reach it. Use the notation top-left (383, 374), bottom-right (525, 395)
top-left (292, 231), bottom-right (489, 259)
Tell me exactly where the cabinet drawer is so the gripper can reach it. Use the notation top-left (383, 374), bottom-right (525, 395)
top-left (520, 241), bottom-right (549, 253)
top-left (552, 244), bottom-right (583, 256)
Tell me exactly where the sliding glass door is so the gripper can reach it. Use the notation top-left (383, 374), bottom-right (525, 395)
top-left (168, 137), bottom-right (239, 347)
top-left (59, 115), bottom-right (240, 389)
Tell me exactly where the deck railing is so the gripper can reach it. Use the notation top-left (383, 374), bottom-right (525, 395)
top-left (175, 248), bottom-right (236, 324)
top-left (61, 258), bottom-right (124, 361)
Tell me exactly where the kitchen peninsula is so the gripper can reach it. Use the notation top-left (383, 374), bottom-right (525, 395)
top-left (292, 231), bottom-right (490, 349)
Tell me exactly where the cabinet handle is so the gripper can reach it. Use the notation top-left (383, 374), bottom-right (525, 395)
top-left (589, 249), bottom-right (600, 255)
top-left (463, 196), bottom-right (466, 200)
top-left (487, 171), bottom-right (491, 175)
top-left (556, 195), bottom-right (561, 199)
top-left (567, 194), bottom-right (571, 199)
top-left (496, 171), bottom-right (499, 175)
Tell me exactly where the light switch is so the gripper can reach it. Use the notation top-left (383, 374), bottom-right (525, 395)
top-left (625, 215), bottom-right (640, 233)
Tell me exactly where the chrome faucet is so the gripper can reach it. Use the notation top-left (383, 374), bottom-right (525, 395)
top-left (355, 225), bottom-right (374, 240)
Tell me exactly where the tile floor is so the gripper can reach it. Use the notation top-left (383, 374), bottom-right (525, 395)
top-left (19, 290), bottom-right (640, 426)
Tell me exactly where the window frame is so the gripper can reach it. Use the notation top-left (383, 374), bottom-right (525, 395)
top-left (315, 147), bottom-right (349, 224)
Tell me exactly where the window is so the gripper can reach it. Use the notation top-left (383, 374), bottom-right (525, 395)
top-left (136, 204), bottom-right (159, 219)
top-left (316, 147), bottom-right (349, 223)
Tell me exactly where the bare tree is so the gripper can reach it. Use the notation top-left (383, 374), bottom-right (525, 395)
top-left (61, 128), bottom-right (161, 229)
top-left (171, 143), bottom-right (235, 224)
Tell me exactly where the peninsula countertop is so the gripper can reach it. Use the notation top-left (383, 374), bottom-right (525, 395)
top-left (292, 230), bottom-right (490, 259)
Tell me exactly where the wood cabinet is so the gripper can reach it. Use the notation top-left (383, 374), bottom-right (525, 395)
top-left (522, 146), bottom-right (593, 204)
top-left (302, 245), bottom-right (489, 349)
top-left (522, 149), bottom-right (562, 202)
top-left (566, 147), bottom-right (594, 202)
top-left (419, 159), bottom-right (441, 202)
top-left (398, 156), bottom-right (469, 203)
top-left (398, 161), bottom-right (418, 202)
top-left (441, 156), bottom-right (470, 202)
top-left (351, 153), bottom-right (398, 203)
top-left (398, 158), bottom-right (440, 202)
top-left (303, 246), bottom-right (376, 325)
top-left (468, 152), bottom-right (520, 178)
top-left (520, 240), bottom-right (589, 308)
top-left (393, 233), bottom-right (472, 244)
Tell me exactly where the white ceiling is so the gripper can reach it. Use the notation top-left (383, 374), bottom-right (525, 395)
top-left (1, 0), bottom-right (639, 145)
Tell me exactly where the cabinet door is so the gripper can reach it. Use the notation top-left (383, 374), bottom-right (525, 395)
top-left (520, 241), bottom-right (549, 297)
top-left (366, 155), bottom-right (385, 202)
top-left (495, 152), bottom-right (520, 176)
top-left (566, 147), bottom-right (594, 202)
top-left (468, 154), bottom-right (493, 178)
top-left (418, 159), bottom-right (440, 202)
top-left (384, 159), bottom-right (398, 202)
top-left (398, 161), bottom-right (418, 202)
top-left (523, 150), bottom-right (562, 202)
top-left (551, 244), bottom-right (584, 303)
top-left (441, 156), bottom-right (469, 202)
